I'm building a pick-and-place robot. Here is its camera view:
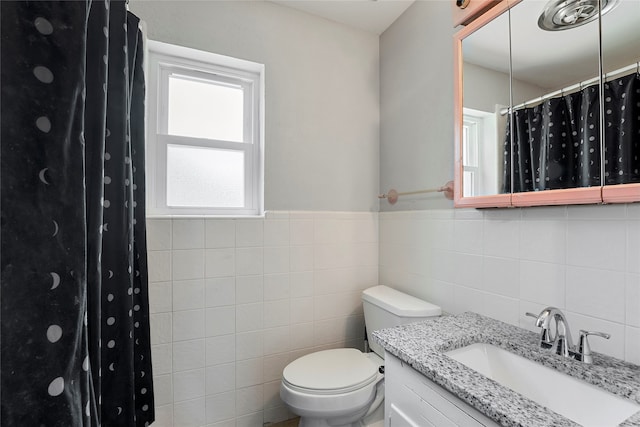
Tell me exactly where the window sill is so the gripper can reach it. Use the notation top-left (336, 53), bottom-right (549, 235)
top-left (146, 213), bottom-right (266, 219)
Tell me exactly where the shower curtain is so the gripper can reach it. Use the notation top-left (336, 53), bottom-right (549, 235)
top-left (503, 72), bottom-right (640, 193)
top-left (1, 1), bottom-right (154, 426)
top-left (601, 73), bottom-right (640, 185)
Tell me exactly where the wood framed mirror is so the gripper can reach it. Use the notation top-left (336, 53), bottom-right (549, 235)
top-left (454, 0), bottom-right (640, 208)
top-left (454, 0), bottom-right (514, 208)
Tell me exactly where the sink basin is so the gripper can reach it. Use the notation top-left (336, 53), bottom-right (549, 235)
top-left (445, 343), bottom-right (640, 427)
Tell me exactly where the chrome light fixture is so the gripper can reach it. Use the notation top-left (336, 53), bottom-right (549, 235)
top-left (538, 0), bottom-right (620, 31)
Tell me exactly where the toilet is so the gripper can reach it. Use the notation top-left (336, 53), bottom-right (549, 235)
top-left (280, 285), bottom-right (441, 427)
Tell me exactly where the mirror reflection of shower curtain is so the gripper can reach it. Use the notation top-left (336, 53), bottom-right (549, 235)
top-left (602, 73), bottom-right (640, 185)
top-left (503, 73), bottom-right (640, 193)
top-left (1, 1), bottom-right (154, 426)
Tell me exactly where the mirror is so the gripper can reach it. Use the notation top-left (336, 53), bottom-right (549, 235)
top-left (509, 0), bottom-right (601, 194)
top-left (601, 0), bottom-right (640, 200)
top-left (460, 7), bottom-right (511, 198)
top-left (455, 0), bottom-right (640, 208)
top-left (454, 1), bottom-right (513, 207)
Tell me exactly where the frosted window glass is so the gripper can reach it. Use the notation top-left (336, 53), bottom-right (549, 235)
top-left (168, 75), bottom-right (244, 142)
top-left (166, 144), bottom-right (244, 207)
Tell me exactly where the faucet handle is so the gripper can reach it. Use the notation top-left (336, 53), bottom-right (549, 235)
top-left (525, 312), bottom-right (538, 319)
top-left (580, 330), bottom-right (611, 340)
top-left (576, 330), bottom-right (611, 364)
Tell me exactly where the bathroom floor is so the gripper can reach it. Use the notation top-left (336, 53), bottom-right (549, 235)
top-left (269, 417), bottom-right (384, 427)
top-left (269, 417), bottom-right (300, 427)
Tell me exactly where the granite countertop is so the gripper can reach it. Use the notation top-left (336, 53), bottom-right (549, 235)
top-left (372, 312), bottom-right (640, 427)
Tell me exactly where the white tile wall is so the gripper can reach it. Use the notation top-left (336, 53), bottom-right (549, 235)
top-left (149, 206), bottom-right (640, 426)
top-left (173, 250), bottom-right (205, 280)
top-left (147, 211), bottom-right (378, 426)
top-left (627, 273), bottom-right (640, 327)
top-left (174, 397), bottom-right (205, 427)
top-left (173, 219), bottom-right (205, 249)
top-left (173, 311), bottom-right (205, 342)
top-left (173, 279), bottom-right (205, 311)
top-left (379, 205), bottom-right (640, 363)
top-left (173, 339), bottom-right (205, 372)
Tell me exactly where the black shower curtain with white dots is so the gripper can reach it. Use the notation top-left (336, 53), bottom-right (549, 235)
top-left (503, 73), bottom-right (640, 193)
top-left (1, 1), bottom-right (154, 426)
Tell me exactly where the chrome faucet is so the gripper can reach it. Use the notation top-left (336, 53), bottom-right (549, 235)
top-left (526, 307), bottom-right (610, 364)
top-left (526, 307), bottom-right (574, 357)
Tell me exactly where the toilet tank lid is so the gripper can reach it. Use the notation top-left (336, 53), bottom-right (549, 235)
top-left (362, 285), bottom-right (441, 317)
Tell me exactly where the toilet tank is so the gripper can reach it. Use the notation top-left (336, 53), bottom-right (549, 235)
top-left (362, 285), bottom-right (441, 358)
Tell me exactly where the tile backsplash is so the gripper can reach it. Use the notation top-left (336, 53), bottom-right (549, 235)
top-left (379, 204), bottom-right (640, 365)
top-left (147, 205), bottom-right (640, 426)
top-left (147, 211), bottom-right (378, 427)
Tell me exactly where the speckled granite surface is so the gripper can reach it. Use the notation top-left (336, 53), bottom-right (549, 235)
top-left (372, 312), bottom-right (640, 427)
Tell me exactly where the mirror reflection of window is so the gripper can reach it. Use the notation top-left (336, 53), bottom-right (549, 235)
top-left (462, 116), bottom-right (479, 197)
top-left (463, 108), bottom-right (501, 197)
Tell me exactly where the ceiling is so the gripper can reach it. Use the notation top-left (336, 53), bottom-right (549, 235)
top-left (269, 0), bottom-right (415, 34)
top-left (463, 0), bottom-right (640, 91)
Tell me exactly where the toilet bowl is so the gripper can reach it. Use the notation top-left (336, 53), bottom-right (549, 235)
top-left (280, 285), bottom-right (442, 427)
top-left (280, 349), bottom-right (384, 427)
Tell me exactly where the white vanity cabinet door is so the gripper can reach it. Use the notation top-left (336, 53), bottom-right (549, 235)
top-left (385, 352), bottom-right (500, 427)
top-left (387, 404), bottom-right (424, 427)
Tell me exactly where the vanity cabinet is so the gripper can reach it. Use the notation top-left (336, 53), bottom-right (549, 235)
top-left (384, 352), bottom-right (499, 427)
top-left (454, 0), bottom-right (640, 208)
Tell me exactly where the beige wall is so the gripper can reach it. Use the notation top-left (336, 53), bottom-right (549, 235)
top-left (131, 0), bottom-right (380, 212)
top-left (379, 0), bottom-right (455, 211)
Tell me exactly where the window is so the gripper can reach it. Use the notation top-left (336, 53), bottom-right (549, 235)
top-left (146, 40), bottom-right (264, 216)
top-left (462, 116), bottom-right (480, 197)
top-left (462, 107), bottom-right (500, 197)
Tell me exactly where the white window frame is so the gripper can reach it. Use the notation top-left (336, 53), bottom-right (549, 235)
top-left (146, 40), bottom-right (264, 216)
top-left (462, 107), bottom-right (500, 197)
top-left (462, 116), bottom-right (481, 197)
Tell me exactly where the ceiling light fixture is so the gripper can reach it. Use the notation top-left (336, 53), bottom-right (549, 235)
top-left (538, 0), bottom-right (620, 31)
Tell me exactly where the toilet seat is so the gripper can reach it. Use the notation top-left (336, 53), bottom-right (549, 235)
top-left (280, 286), bottom-right (440, 427)
top-left (280, 348), bottom-right (385, 424)
top-left (282, 348), bottom-right (380, 395)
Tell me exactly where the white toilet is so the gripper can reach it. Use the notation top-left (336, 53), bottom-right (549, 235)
top-left (280, 285), bottom-right (441, 427)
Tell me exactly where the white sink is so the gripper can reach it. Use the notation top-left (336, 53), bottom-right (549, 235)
top-left (445, 343), bottom-right (640, 427)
